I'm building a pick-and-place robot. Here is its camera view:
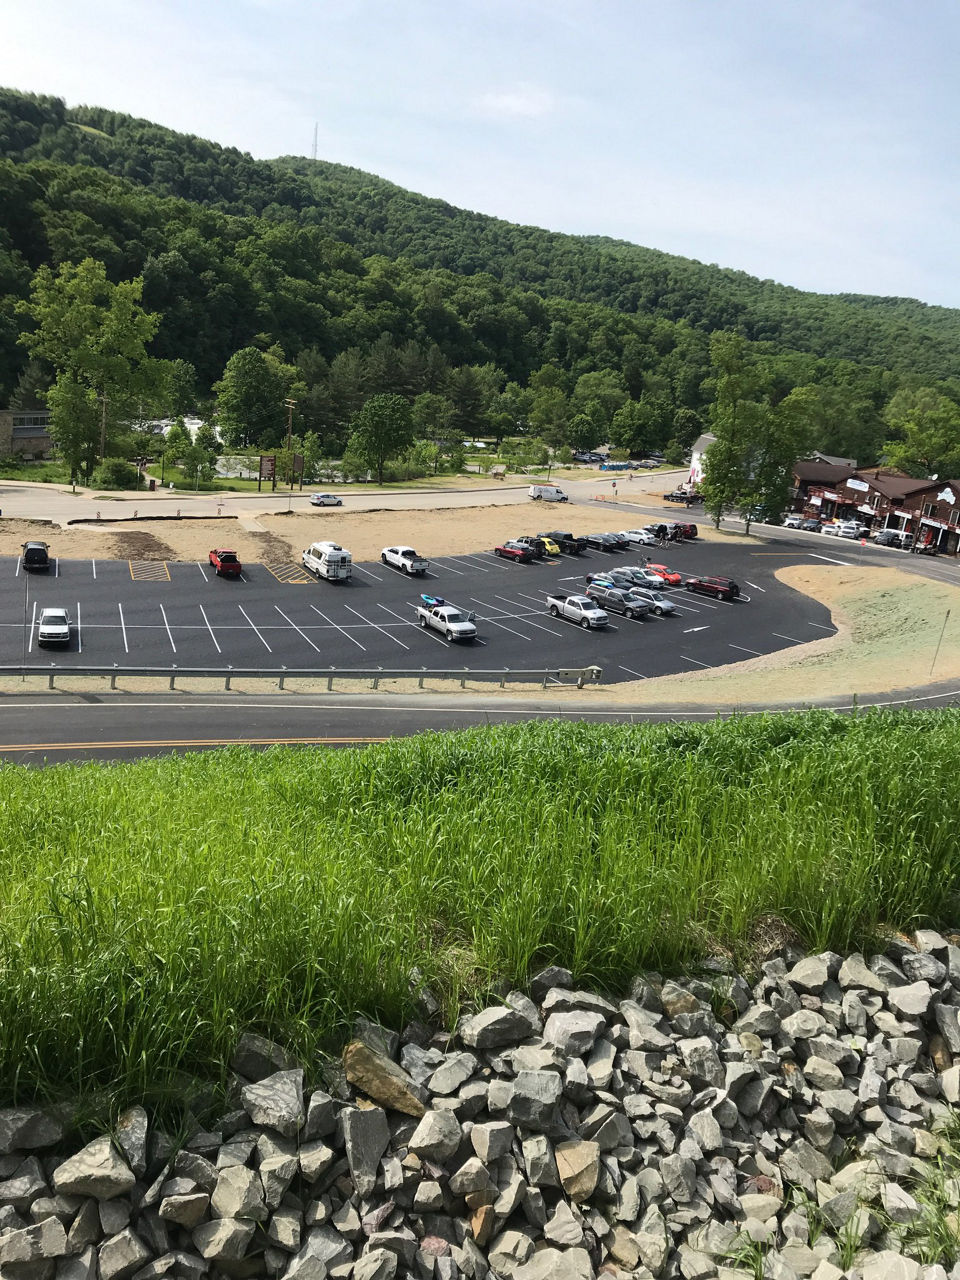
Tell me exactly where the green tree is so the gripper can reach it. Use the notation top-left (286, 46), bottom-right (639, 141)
top-left (347, 394), bottom-right (415, 484)
top-left (568, 413), bottom-right (601, 452)
top-left (412, 391), bottom-right (454, 438)
top-left (700, 331), bottom-right (763, 529)
top-left (882, 387), bottom-right (960, 478)
top-left (214, 347), bottom-right (289, 449)
top-left (194, 421), bottom-right (220, 457)
top-left (163, 419), bottom-right (192, 465)
top-left (448, 366), bottom-right (487, 439)
top-left (571, 369), bottom-right (628, 421)
top-left (301, 429), bottom-right (323, 482)
top-left (18, 257), bottom-right (167, 480)
top-left (527, 385), bottom-right (570, 449)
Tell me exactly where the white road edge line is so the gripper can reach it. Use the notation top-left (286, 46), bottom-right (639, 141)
top-left (199, 604), bottom-right (221, 653)
top-left (118, 603), bottom-right (129, 654)
top-left (238, 605), bottom-right (272, 652)
top-left (159, 604), bottom-right (177, 653)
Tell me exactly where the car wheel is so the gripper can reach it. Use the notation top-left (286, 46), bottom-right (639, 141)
top-left (624, 609), bottom-right (635, 620)
top-left (653, 606), bottom-right (663, 616)
top-left (446, 631), bottom-right (455, 641)
top-left (580, 617), bottom-right (591, 629)
top-left (381, 553), bottom-right (388, 564)
top-left (419, 616), bottom-right (428, 628)
top-left (686, 583), bottom-right (694, 592)
top-left (533, 494), bottom-right (542, 500)
top-left (549, 605), bottom-right (560, 617)
top-left (495, 548), bottom-right (502, 556)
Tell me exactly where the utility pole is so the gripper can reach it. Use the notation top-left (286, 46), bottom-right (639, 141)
top-left (284, 397), bottom-right (297, 511)
top-left (99, 393), bottom-right (108, 460)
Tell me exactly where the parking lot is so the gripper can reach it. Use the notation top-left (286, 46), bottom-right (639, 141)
top-left (6, 538), bottom-right (835, 683)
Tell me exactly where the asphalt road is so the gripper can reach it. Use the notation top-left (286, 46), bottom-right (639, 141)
top-left (7, 535), bottom-right (832, 684)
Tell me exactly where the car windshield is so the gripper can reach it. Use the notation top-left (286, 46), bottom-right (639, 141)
top-left (444, 611), bottom-right (468, 624)
top-left (42, 610), bottom-right (67, 623)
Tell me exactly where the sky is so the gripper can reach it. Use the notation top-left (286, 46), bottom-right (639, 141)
top-left (4, 0), bottom-right (960, 307)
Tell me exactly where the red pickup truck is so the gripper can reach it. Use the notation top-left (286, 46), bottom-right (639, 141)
top-left (209, 549), bottom-right (242, 577)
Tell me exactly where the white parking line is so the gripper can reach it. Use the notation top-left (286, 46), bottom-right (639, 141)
top-left (54, 557), bottom-right (59, 578)
top-left (199, 604), bottom-right (221, 653)
top-left (14, 559), bottom-right (19, 577)
top-left (680, 655), bottom-right (711, 667)
top-left (618, 665), bottom-right (646, 677)
top-left (238, 605), bottom-right (272, 652)
top-left (430, 559), bottom-right (464, 575)
top-left (309, 604), bottom-right (366, 651)
top-left (91, 558), bottom-right (97, 580)
top-left (343, 604), bottom-right (410, 650)
top-left (375, 601), bottom-right (449, 645)
top-left (808, 553), bottom-right (851, 566)
top-left (729, 643), bottom-right (763, 656)
top-left (159, 604), bottom-right (177, 653)
top-left (76, 602), bottom-right (81, 654)
top-left (118, 603), bottom-right (129, 653)
top-left (744, 580), bottom-right (765, 591)
top-left (492, 594), bottom-right (564, 637)
top-left (27, 601), bottom-right (36, 653)
top-left (274, 605), bottom-right (322, 653)
top-left (771, 632), bottom-right (802, 644)
top-left (451, 555), bottom-right (490, 572)
top-left (352, 564), bottom-right (384, 583)
top-left (468, 599), bottom-right (532, 640)
top-left (808, 621), bottom-right (836, 631)
top-left (197, 562), bottom-right (209, 580)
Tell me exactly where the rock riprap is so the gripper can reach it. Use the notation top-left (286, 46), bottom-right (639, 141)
top-left (2, 934), bottom-right (960, 1276)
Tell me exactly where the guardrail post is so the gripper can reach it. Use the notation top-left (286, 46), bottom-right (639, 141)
top-left (460, 668), bottom-right (467, 688)
top-left (500, 668), bottom-right (508, 688)
top-left (225, 666), bottom-right (232, 691)
top-left (327, 668), bottom-right (335, 691)
top-left (373, 667), bottom-right (382, 690)
top-left (111, 663), bottom-right (118, 691)
top-left (279, 665), bottom-right (287, 690)
top-left (418, 667), bottom-right (426, 689)
top-left (542, 671), bottom-right (549, 689)
top-left (169, 665), bottom-right (177, 690)
top-left (48, 664), bottom-right (55, 690)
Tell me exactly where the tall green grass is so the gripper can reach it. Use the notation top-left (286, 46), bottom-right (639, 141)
top-left (0, 711), bottom-right (958, 1111)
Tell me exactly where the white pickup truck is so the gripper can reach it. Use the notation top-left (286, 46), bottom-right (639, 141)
top-left (414, 596), bottom-right (477, 642)
top-left (381, 545), bottom-right (429, 576)
top-left (546, 593), bottom-right (609, 629)
top-left (302, 540), bottom-right (352, 581)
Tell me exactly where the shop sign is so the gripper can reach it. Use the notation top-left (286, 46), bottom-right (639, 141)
top-left (847, 478), bottom-right (869, 492)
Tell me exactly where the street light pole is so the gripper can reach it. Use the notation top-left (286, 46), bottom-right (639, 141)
top-left (284, 397), bottom-right (297, 512)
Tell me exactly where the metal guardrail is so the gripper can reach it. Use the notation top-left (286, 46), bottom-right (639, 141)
top-left (2, 663), bottom-right (604, 692)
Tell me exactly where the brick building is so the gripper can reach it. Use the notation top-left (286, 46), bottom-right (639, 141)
top-left (0, 409), bottom-right (53, 459)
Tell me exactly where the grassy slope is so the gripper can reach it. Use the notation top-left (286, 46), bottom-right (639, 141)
top-left (0, 712), bottom-right (957, 1109)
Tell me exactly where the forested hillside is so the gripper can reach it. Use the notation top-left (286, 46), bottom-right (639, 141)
top-left (1, 87), bottom-right (959, 483)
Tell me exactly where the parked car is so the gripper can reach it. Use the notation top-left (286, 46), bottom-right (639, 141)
top-left (585, 584), bottom-right (652, 619)
top-left (603, 532), bottom-right (631, 550)
top-left (302, 541), bottom-right (353, 581)
top-left (685, 575), bottom-right (740, 600)
top-left (620, 528), bottom-right (657, 546)
top-left (540, 531), bottom-right (587, 555)
top-left (21, 541), bottom-right (50, 572)
top-left (782, 513), bottom-right (803, 529)
top-left (800, 517), bottom-right (822, 532)
top-left (381, 546), bottom-right (429, 575)
top-left (584, 533), bottom-right (620, 551)
top-left (528, 484), bottom-right (567, 502)
top-left (208, 548), bottom-right (242, 577)
top-left (585, 568), bottom-right (637, 588)
top-left (820, 522), bottom-right (842, 537)
top-left (572, 451), bottom-right (604, 463)
top-left (913, 541), bottom-right (940, 556)
top-left (626, 587), bottom-right (677, 617)
top-left (874, 529), bottom-right (910, 548)
top-left (494, 540), bottom-right (535, 562)
top-left (512, 535), bottom-right (547, 559)
top-left (673, 522), bottom-right (698, 540)
top-left (37, 607), bottom-right (71, 646)
top-left (647, 563), bottom-right (683, 586)
top-left (546, 594), bottom-right (609, 629)
top-left (309, 493), bottom-right (342, 506)
top-left (536, 535), bottom-right (561, 555)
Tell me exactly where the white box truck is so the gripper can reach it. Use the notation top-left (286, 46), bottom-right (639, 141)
top-left (528, 484), bottom-right (568, 502)
top-left (302, 541), bottom-right (353, 581)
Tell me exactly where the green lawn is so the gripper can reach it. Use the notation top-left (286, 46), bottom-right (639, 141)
top-left (0, 711), bottom-right (956, 1112)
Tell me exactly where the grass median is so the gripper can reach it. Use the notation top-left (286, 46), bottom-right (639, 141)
top-left (0, 710), bottom-right (958, 1112)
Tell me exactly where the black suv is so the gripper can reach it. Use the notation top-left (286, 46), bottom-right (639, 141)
top-left (685, 575), bottom-right (740, 601)
top-left (541, 531), bottom-right (586, 555)
top-left (21, 541), bottom-right (51, 572)
top-left (513, 535), bottom-right (547, 558)
top-left (585, 583), bottom-right (651, 619)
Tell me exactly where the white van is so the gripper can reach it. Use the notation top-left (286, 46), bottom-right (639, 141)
top-left (302, 541), bottom-right (353, 581)
top-left (528, 485), bottom-right (568, 502)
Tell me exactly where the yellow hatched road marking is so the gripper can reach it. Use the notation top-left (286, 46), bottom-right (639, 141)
top-left (129, 561), bottom-right (171, 580)
top-left (264, 562), bottom-right (313, 584)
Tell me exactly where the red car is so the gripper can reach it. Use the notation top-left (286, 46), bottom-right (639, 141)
top-left (494, 541), bottom-right (535, 562)
top-left (209, 548), bottom-right (242, 577)
top-left (646, 563), bottom-right (682, 586)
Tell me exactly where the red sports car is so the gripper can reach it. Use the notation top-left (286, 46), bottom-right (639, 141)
top-left (646, 563), bottom-right (682, 586)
